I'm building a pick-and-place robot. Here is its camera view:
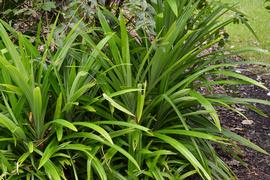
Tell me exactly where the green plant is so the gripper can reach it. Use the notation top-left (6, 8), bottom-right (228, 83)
top-left (0, 0), bottom-right (269, 179)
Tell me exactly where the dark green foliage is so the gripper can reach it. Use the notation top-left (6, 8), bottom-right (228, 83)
top-left (265, 0), bottom-right (270, 11)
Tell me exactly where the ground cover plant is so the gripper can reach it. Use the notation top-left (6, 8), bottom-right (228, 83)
top-left (0, 0), bottom-right (269, 179)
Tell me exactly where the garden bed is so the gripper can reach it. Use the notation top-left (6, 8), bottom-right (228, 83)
top-left (218, 65), bottom-right (270, 179)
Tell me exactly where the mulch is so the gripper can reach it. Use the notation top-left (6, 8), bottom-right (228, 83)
top-left (218, 65), bottom-right (270, 180)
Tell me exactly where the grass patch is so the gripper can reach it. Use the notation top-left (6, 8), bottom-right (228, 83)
top-left (222, 0), bottom-right (270, 61)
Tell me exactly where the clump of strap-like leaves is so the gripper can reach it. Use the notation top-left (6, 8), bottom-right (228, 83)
top-left (0, 0), bottom-right (268, 179)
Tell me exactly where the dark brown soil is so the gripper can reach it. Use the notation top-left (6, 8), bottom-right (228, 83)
top-left (218, 66), bottom-right (270, 180)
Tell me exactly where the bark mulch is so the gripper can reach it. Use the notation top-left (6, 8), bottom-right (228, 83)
top-left (218, 65), bottom-right (270, 180)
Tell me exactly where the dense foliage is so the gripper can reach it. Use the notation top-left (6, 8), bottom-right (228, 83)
top-left (0, 0), bottom-right (269, 179)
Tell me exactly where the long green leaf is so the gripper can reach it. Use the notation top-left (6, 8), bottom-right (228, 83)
top-left (154, 133), bottom-right (211, 180)
top-left (73, 122), bottom-right (113, 144)
top-left (190, 91), bottom-right (221, 131)
top-left (33, 87), bottom-right (43, 138)
top-left (0, 113), bottom-right (26, 139)
top-left (103, 93), bottom-right (135, 117)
